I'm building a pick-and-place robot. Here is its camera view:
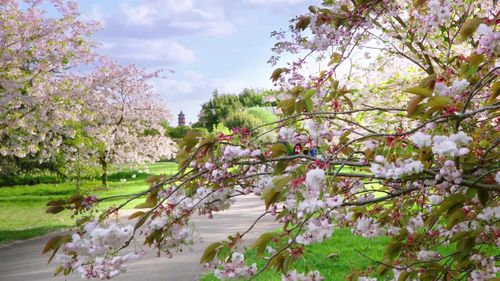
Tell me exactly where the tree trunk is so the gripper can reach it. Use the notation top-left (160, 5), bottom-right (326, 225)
top-left (100, 155), bottom-right (108, 188)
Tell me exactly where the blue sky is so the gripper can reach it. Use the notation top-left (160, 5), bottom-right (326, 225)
top-left (75, 0), bottom-right (318, 124)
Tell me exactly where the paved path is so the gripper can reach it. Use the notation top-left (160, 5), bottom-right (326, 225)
top-left (0, 196), bottom-right (275, 281)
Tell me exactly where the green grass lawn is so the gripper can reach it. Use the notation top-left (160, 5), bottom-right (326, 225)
top-left (200, 228), bottom-right (389, 281)
top-left (0, 162), bottom-right (178, 244)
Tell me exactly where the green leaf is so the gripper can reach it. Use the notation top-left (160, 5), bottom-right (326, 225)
top-left (304, 98), bottom-right (313, 112)
top-left (144, 229), bottom-right (162, 246)
top-left (128, 211), bottom-right (145, 220)
top-left (418, 74), bottom-right (436, 89)
top-left (427, 96), bottom-right (452, 108)
top-left (295, 16), bottom-right (310, 31)
top-left (491, 81), bottom-right (500, 98)
top-left (279, 99), bottom-right (296, 115)
top-left (67, 195), bottom-right (84, 204)
top-left (134, 211), bottom-right (152, 230)
top-left (200, 242), bottom-right (222, 264)
top-left (478, 190), bottom-right (490, 206)
top-left (446, 208), bottom-right (465, 229)
top-left (289, 86), bottom-right (304, 97)
top-left (384, 240), bottom-right (402, 259)
top-left (407, 95), bottom-right (425, 116)
top-left (294, 100), bottom-right (305, 113)
top-left (343, 96), bottom-right (353, 110)
top-left (145, 175), bottom-right (161, 184)
top-left (43, 235), bottom-right (72, 264)
top-left (217, 244), bottom-right (231, 261)
top-left (271, 68), bottom-right (285, 82)
top-left (252, 232), bottom-right (275, 257)
top-left (43, 236), bottom-right (63, 254)
top-left (425, 212), bottom-right (439, 228)
top-left (377, 263), bottom-right (391, 277)
top-left (303, 89), bottom-right (315, 100)
top-left (438, 194), bottom-right (466, 214)
top-left (135, 200), bottom-right (156, 209)
top-left (46, 199), bottom-right (67, 206)
top-left (46, 205), bottom-right (65, 214)
top-left (328, 52), bottom-right (342, 65)
top-left (180, 131), bottom-right (202, 150)
top-left (135, 192), bottom-right (158, 209)
top-left (469, 54), bottom-right (484, 66)
top-left (398, 270), bottom-right (411, 281)
top-left (76, 216), bottom-right (92, 227)
top-left (450, 231), bottom-right (471, 243)
top-left (262, 176), bottom-right (291, 210)
top-left (273, 175), bottom-right (292, 190)
top-left (271, 143), bottom-right (288, 157)
top-left (459, 18), bottom-right (483, 40)
top-left (276, 209), bottom-right (289, 221)
top-left (53, 265), bottom-right (64, 276)
top-left (274, 160), bottom-right (288, 175)
top-left (404, 87), bottom-right (433, 97)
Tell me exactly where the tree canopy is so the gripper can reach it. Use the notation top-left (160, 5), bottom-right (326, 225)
top-left (195, 89), bottom-right (274, 131)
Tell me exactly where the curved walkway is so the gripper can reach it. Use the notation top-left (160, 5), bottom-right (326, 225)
top-left (0, 196), bottom-right (275, 281)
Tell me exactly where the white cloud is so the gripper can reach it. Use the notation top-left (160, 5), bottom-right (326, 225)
top-left (117, 0), bottom-right (235, 35)
top-left (88, 5), bottom-right (107, 27)
top-left (169, 19), bottom-right (235, 36)
top-left (119, 0), bottom-right (194, 26)
top-left (102, 39), bottom-right (196, 65)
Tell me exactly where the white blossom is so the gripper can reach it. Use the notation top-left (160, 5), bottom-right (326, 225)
top-left (296, 218), bottom-right (333, 245)
top-left (417, 250), bottom-right (441, 261)
top-left (213, 252), bottom-right (257, 280)
top-left (305, 168), bottom-right (326, 190)
top-left (428, 195), bottom-right (443, 205)
top-left (477, 207), bottom-right (500, 222)
top-left (282, 270), bottom-right (324, 281)
top-left (410, 132), bottom-right (432, 148)
top-left (370, 159), bottom-right (423, 179)
top-left (353, 217), bottom-right (383, 238)
top-left (364, 140), bottom-right (377, 150)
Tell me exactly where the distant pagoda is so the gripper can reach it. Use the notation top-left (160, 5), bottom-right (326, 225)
top-left (178, 111), bottom-right (186, 127)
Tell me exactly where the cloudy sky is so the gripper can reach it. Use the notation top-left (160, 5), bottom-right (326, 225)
top-left (75, 0), bottom-right (318, 124)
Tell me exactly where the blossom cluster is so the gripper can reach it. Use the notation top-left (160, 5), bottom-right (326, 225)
top-left (282, 270), bottom-right (324, 281)
top-left (370, 156), bottom-right (424, 180)
top-left (213, 253), bottom-right (257, 280)
top-left (296, 218), bottom-right (333, 245)
top-left (55, 221), bottom-right (139, 279)
top-left (410, 131), bottom-right (472, 157)
top-left (434, 79), bottom-right (469, 100)
top-left (475, 24), bottom-right (500, 57)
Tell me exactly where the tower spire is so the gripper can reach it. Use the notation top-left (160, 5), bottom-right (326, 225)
top-left (178, 111), bottom-right (186, 127)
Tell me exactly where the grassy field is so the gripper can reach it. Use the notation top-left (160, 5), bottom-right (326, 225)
top-left (200, 228), bottom-right (389, 281)
top-left (0, 162), bottom-right (178, 244)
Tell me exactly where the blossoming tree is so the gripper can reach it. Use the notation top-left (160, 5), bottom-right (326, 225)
top-left (0, 0), bottom-right (176, 183)
top-left (0, 0), bottom-right (98, 161)
top-left (81, 59), bottom-right (176, 187)
top-left (44, 0), bottom-right (499, 280)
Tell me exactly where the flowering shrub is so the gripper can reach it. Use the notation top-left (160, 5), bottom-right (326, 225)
top-left (41, 1), bottom-right (499, 281)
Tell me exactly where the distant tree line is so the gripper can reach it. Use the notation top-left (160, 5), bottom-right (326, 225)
top-left (194, 89), bottom-right (278, 132)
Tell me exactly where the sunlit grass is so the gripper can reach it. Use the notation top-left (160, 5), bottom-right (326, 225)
top-left (0, 162), bottom-right (177, 244)
top-left (200, 228), bottom-right (389, 281)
